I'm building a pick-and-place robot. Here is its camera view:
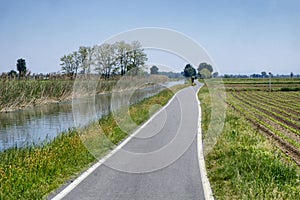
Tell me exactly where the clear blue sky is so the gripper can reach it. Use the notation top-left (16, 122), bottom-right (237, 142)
top-left (0, 0), bottom-right (299, 75)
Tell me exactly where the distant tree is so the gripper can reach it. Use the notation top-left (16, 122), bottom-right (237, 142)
top-left (291, 72), bottom-right (294, 78)
top-left (183, 64), bottom-right (196, 77)
top-left (8, 70), bottom-right (17, 78)
top-left (150, 65), bottom-right (159, 74)
top-left (198, 62), bottom-right (213, 79)
top-left (16, 58), bottom-right (27, 78)
top-left (261, 71), bottom-right (267, 78)
top-left (198, 62), bottom-right (213, 73)
top-left (269, 72), bottom-right (273, 77)
top-left (212, 72), bottom-right (219, 78)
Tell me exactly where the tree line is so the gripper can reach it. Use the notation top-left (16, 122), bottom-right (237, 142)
top-left (183, 63), bottom-right (218, 79)
top-left (0, 40), bottom-right (148, 80)
top-left (60, 41), bottom-right (147, 79)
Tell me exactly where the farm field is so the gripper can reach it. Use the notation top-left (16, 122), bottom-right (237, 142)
top-left (200, 78), bottom-right (300, 199)
top-left (222, 78), bottom-right (300, 164)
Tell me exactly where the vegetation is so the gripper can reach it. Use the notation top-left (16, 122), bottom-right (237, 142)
top-left (183, 63), bottom-right (196, 77)
top-left (0, 79), bottom-right (74, 112)
top-left (60, 41), bottom-right (148, 79)
top-left (150, 65), bottom-right (159, 74)
top-left (197, 62), bottom-right (213, 79)
top-left (0, 83), bottom-right (187, 199)
top-left (199, 79), bottom-right (300, 199)
top-left (16, 58), bottom-right (27, 78)
top-left (0, 74), bottom-right (169, 112)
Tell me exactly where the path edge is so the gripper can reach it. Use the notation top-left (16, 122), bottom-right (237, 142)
top-left (196, 83), bottom-right (215, 200)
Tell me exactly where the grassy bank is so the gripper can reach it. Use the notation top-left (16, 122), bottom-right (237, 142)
top-left (0, 79), bottom-right (117, 112)
top-left (198, 84), bottom-right (300, 199)
top-left (0, 75), bottom-right (170, 112)
top-left (0, 84), bottom-right (187, 200)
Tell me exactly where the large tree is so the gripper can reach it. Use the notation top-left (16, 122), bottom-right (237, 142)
top-left (197, 62), bottom-right (213, 79)
top-left (16, 58), bottom-right (27, 78)
top-left (183, 64), bottom-right (196, 77)
top-left (127, 41), bottom-right (147, 75)
top-left (78, 46), bottom-right (94, 75)
top-left (115, 41), bottom-right (132, 75)
top-left (93, 43), bottom-right (117, 78)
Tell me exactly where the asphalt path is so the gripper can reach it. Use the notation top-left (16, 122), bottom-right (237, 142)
top-left (53, 82), bottom-right (205, 200)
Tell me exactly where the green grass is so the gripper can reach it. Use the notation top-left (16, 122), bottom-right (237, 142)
top-left (0, 130), bottom-right (95, 200)
top-left (0, 79), bottom-right (121, 112)
top-left (0, 75), bottom-right (170, 112)
top-left (198, 84), bottom-right (300, 200)
top-left (0, 83), bottom-right (187, 200)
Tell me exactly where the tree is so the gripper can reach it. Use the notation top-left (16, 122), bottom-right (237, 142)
top-left (16, 58), bottom-right (27, 78)
top-left (291, 72), bottom-right (294, 78)
top-left (197, 62), bottom-right (213, 79)
top-left (150, 65), bottom-right (159, 74)
top-left (183, 64), bottom-right (196, 77)
top-left (115, 41), bottom-right (132, 75)
top-left (60, 54), bottom-right (75, 78)
top-left (212, 72), bottom-right (219, 78)
top-left (261, 71), bottom-right (267, 78)
top-left (93, 43), bottom-right (116, 78)
top-left (78, 46), bottom-right (94, 75)
top-left (8, 70), bottom-right (17, 78)
top-left (198, 62), bottom-right (213, 73)
top-left (60, 40), bottom-right (148, 79)
top-left (72, 51), bottom-right (80, 78)
top-left (127, 41), bottom-right (147, 75)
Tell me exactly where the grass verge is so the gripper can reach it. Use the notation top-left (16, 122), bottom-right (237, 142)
top-left (0, 83), bottom-right (187, 200)
top-left (198, 84), bottom-right (300, 200)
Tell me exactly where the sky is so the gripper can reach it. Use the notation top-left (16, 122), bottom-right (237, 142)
top-left (0, 0), bottom-right (299, 75)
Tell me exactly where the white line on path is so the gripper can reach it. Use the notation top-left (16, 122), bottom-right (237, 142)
top-left (196, 83), bottom-right (214, 200)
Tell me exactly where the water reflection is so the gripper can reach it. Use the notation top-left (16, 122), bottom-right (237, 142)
top-left (0, 81), bottom-right (183, 151)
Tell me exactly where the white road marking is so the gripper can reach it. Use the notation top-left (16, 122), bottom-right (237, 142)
top-left (196, 83), bottom-right (215, 200)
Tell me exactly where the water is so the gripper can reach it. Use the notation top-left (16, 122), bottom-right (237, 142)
top-left (0, 81), bottom-right (184, 151)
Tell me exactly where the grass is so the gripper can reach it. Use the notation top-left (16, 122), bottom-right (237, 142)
top-left (0, 79), bottom-right (121, 112)
top-left (0, 75), bottom-right (170, 112)
top-left (198, 84), bottom-right (300, 200)
top-left (0, 130), bottom-right (95, 200)
top-left (0, 80), bottom-right (74, 112)
top-left (0, 83), bottom-right (187, 200)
